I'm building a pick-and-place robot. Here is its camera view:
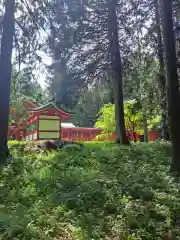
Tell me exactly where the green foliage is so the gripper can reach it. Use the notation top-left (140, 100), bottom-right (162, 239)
top-left (124, 100), bottom-right (144, 134)
top-left (95, 104), bottom-right (116, 134)
top-left (95, 102), bottom-right (161, 137)
top-left (72, 86), bottom-right (111, 127)
top-left (10, 69), bottom-right (48, 122)
top-left (1, 141), bottom-right (180, 239)
top-left (148, 115), bottom-right (162, 131)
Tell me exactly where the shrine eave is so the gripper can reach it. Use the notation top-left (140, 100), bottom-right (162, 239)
top-left (26, 102), bottom-right (74, 116)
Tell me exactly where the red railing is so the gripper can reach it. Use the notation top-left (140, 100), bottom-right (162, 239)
top-left (61, 128), bottom-right (161, 142)
top-left (9, 125), bottom-right (161, 142)
top-left (61, 128), bottom-right (102, 141)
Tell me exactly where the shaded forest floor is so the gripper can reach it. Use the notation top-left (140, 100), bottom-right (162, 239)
top-left (1, 141), bottom-right (180, 239)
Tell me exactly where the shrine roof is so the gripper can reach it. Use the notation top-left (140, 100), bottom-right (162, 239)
top-left (26, 102), bottom-right (74, 116)
top-left (23, 100), bottom-right (39, 109)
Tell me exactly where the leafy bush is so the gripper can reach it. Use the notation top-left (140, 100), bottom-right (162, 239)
top-left (95, 102), bottom-right (162, 137)
top-left (1, 141), bottom-right (180, 239)
top-left (8, 140), bottom-right (84, 155)
top-left (95, 103), bottom-right (116, 134)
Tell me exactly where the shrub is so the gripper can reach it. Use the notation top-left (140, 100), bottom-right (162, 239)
top-left (95, 102), bottom-right (162, 137)
top-left (1, 141), bottom-right (180, 239)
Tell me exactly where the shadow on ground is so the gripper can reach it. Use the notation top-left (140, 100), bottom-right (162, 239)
top-left (0, 142), bottom-right (179, 240)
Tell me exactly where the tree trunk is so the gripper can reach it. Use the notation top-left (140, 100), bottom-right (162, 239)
top-left (0, 0), bottom-right (15, 163)
top-left (142, 109), bottom-right (148, 142)
top-left (107, 77), bottom-right (115, 104)
top-left (154, 0), bottom-right (169, 141)
top-left (160, 0), bottom-right (180, 175)
top-left (107, 0), bottom-right (129, 145)
top-left (109, 83), bottom-right (115, 104)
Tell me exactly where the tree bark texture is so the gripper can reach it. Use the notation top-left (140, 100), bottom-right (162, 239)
top-left (155, 0), bottom-right (169, 141)
top-left (0, 0), bottom-right (15, 162)
top-left (161, 0), bottom-right (180, 175)
top-left (107, 0), bottom-right (129, 144)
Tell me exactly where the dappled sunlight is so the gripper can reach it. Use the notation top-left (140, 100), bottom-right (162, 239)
top-left (1, 142), bottom-right (179, 239)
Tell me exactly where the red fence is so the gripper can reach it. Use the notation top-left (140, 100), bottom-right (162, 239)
top-left (61, 128), bottom-right (161, 142)
top-left (148, 131), bottom-right (161, 141)
top-left (9, 125), bottom-right (161, 142)
top-left (61, 128), bottom-right (102, 141)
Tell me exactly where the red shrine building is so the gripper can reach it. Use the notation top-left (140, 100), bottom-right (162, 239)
top-left (8, 101), bottom-right (102, 141)
top-left (9, 100), bottom-right (161, 142)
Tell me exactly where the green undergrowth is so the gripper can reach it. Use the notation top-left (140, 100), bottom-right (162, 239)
top-left (1, 141), bottom-right (180, 239)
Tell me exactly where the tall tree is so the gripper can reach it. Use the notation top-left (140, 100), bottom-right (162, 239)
top-left (44, 0), bottom-right (141, 100)
top-left (154, 0), bottom-right (169, 141)
top-left (161, 0), bottom-right (180, 175)
top-left (0, 0), bottom-right (15, 160)
top-left (107, 0), bottom-right (129, 144)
